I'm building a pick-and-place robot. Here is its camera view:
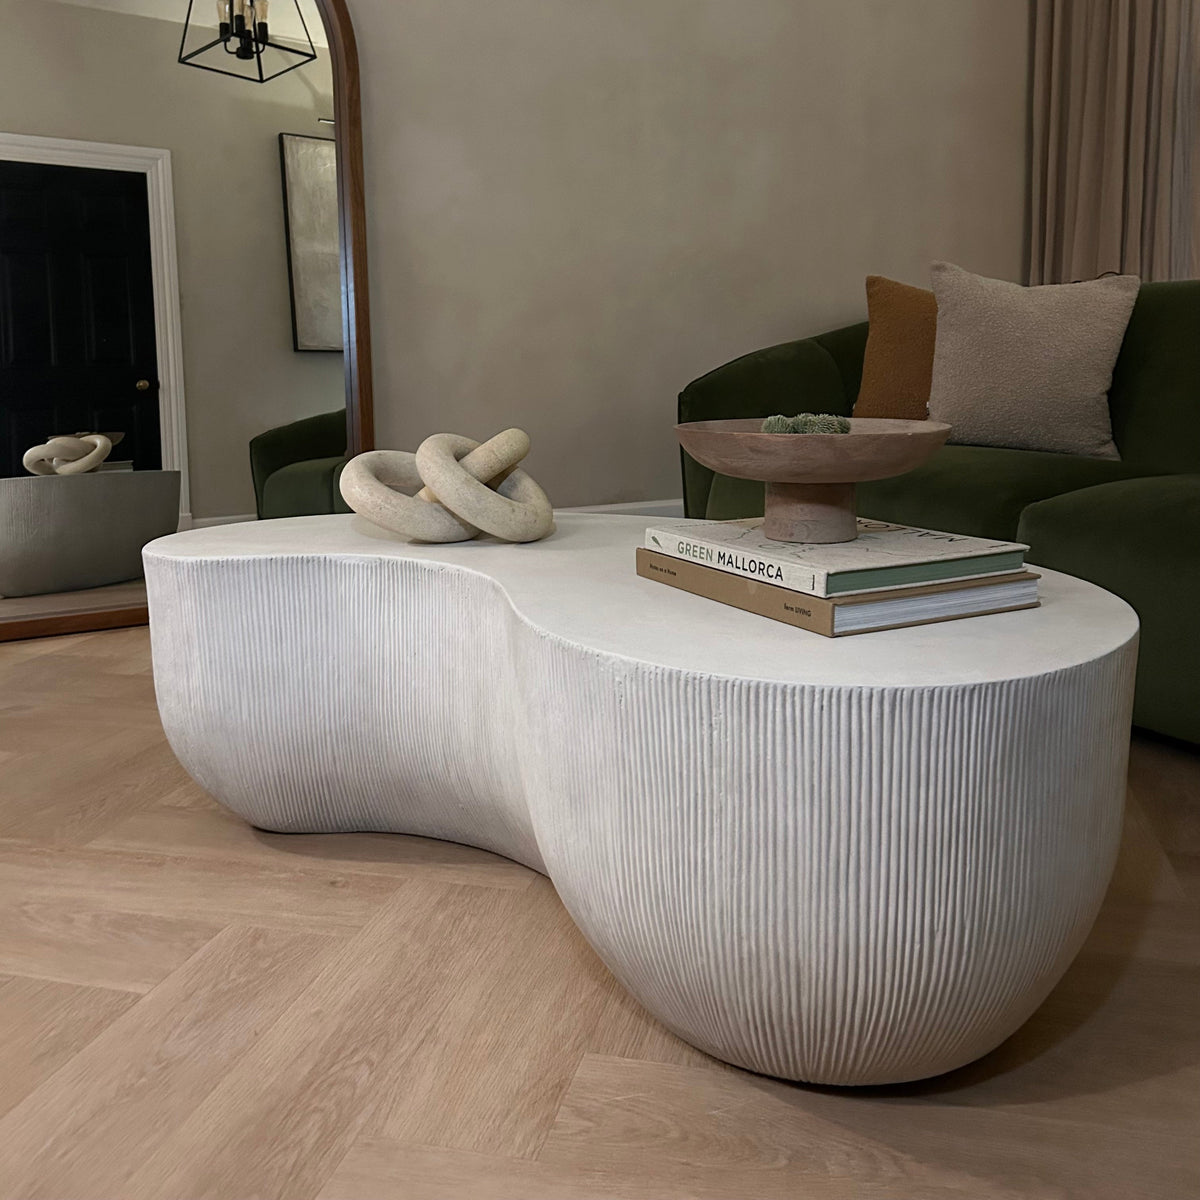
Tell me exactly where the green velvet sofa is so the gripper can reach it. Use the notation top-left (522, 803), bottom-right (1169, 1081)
top-left (678, 279), bottom-right (1200, 744)
top-left (249, 409), bottom-right (351, 520)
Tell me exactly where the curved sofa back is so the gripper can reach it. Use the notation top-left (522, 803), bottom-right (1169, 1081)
top-left (249, 408), bottom-right (347, 518)
top-left (677, 322), bottom-right (867, 518)
top-left (679, 280), bottom-right (1200, 517)
top-left (1108, 279), bottom-right (1200, 475)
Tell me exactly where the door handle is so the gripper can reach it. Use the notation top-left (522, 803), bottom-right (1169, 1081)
top-left (136, 379), bottom-right (152, 391)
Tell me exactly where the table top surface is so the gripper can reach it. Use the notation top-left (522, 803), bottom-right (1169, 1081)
top-left (145, 513), bottom-right (1138, 689)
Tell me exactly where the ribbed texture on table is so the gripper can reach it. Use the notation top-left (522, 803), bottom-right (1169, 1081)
top-left (146, 549), bottom-right (1137, 1085)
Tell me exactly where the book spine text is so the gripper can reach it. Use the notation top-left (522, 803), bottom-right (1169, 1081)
top-left (636, 549), bottom-right (836, 636)
top-left (643, 529), bottom-right (825, 595)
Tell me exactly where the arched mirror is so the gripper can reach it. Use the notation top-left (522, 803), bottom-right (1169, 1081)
top-left (0, 0), bottom-right (372, 641)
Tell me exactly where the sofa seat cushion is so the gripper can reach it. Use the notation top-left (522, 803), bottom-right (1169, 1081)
top-left (856, 446), bottom-right (1140, 539)
top-left (705, 444), bottom-right (1138, 540)
top-left (260, 456), bottom-right (350, 519)
top-left (856, 445), bottom-right (1140, 539)
top-left (1018, 475), bottom-right (1200, 742)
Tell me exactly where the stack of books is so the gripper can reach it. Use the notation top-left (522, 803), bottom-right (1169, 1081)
top-left (637, 518), bottom-right (1039, 637)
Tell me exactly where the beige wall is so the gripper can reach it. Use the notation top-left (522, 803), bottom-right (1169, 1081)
top-left (0, 0), bottom-right (342, 519)
top-left (353, 0), bottom-right (1031, 506)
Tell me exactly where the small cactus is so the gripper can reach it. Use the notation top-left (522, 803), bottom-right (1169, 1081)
top-left (760, 412), bottom-right (851, 435)
top-left (760, 414), bottom-right (795, 434)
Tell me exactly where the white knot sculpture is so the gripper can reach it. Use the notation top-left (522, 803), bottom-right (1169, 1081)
top-left (23, 433), bottom-right (116, 476)
top-left (339, 428), bottom-right (555, 543)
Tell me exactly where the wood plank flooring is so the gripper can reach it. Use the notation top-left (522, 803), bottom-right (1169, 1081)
top-left (0, 627), bottom-right (1197, 1199)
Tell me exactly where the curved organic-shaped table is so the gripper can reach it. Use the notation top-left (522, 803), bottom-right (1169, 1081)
top-left (144, 514), bottom-right (1138, 1085)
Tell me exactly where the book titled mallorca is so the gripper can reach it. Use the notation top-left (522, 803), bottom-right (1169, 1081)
top-left (643, 518), bottom-right (1028, 598)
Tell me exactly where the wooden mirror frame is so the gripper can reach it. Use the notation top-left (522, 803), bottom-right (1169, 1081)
top-left (316, 0), bottom-right (374, 457)
top-left (0, 0), bottom-right (372, 642)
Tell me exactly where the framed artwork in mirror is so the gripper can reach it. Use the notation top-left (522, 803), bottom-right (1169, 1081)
top-left (279, 132), bottom-right (343, 352)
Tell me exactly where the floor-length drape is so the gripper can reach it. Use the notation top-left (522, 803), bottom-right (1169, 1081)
top-left (1028, 0), bottom-right (1196, 282)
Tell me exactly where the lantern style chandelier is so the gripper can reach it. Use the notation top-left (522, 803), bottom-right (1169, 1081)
top-left (178, 1), bottom-right (318, 84)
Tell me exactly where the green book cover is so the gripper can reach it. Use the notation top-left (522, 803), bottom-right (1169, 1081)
top-left (643, 518), bottom-right (1028, 598)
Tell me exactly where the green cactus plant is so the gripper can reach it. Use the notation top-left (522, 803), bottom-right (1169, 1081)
top-left (760, 413), bottom-right (851, 434)
top-left (760, 414), bottom-right (795, 434)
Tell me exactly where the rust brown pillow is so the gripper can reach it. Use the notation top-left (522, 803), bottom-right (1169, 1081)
top-left (853, 275), bottom-right (937, 420)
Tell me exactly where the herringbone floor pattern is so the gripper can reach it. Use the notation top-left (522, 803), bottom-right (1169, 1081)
top-left (0, 627), bottom-right (1197, 1199)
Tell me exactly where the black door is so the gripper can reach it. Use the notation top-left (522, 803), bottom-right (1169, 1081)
top-left (0, 160), bottom-right (160, 477)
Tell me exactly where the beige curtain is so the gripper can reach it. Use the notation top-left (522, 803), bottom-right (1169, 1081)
top-left (1028, 0), bottom-right (1197, 283)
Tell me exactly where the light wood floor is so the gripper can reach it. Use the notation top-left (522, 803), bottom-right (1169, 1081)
top-left (0, 628), bottom-right (1197, 1199)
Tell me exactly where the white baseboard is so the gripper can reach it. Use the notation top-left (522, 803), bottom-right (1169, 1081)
top-left (182, 512), bottom-right (257, 530)
top-left (178, 502), bottom-right (683, 531)
top-left (560, 498), bottom-right (685, 518)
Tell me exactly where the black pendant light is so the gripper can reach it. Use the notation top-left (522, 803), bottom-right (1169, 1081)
top-left (178, 1), bottom-right (318, 84)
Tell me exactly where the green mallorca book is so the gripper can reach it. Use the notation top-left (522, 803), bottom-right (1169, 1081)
top-left (643, 517), bottom-right (1028, 598)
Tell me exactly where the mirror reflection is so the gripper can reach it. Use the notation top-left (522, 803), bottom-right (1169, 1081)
top-left (0, 0), bottom-right (343, 636)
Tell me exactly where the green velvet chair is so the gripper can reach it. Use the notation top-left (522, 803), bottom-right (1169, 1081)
top-left (249, 409), bottom-right (351, 520)
top-left (678, 279), bottom-right (1200, 744)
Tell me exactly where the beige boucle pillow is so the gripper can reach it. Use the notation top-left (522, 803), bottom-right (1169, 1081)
top-left (928, 262), bottom-right (1139, 459)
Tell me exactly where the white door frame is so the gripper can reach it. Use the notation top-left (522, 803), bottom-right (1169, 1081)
top-left (0, 131), bottom-right (191, 520)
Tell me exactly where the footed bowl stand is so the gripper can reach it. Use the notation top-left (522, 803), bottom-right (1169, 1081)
top-left (764, 480), bottom-right (858, 542)
top-left (675, 417), bottom-right (953, 543)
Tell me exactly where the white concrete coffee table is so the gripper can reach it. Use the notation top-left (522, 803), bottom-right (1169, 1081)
top-left (144, 513), bottom-right (1138, 1086)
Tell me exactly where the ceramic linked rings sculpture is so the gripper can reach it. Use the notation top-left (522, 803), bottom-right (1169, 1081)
top-left (23, 433), bottom-right (116, 476)
top-left (339, 428), bottom-right (555, 543)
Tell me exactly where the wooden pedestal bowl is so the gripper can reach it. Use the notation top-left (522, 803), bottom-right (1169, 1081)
top-left (675, 418), bottom-right (952, 543)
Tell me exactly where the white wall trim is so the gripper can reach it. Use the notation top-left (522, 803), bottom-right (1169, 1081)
top-left (186, 512), bottom-right (257, 530)
top-left (184, 502), bottom-right (681, 530)
top-left (0, 131), bottom-right (190, 518)
top-left (560, 498), bottom-right (685, 519)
